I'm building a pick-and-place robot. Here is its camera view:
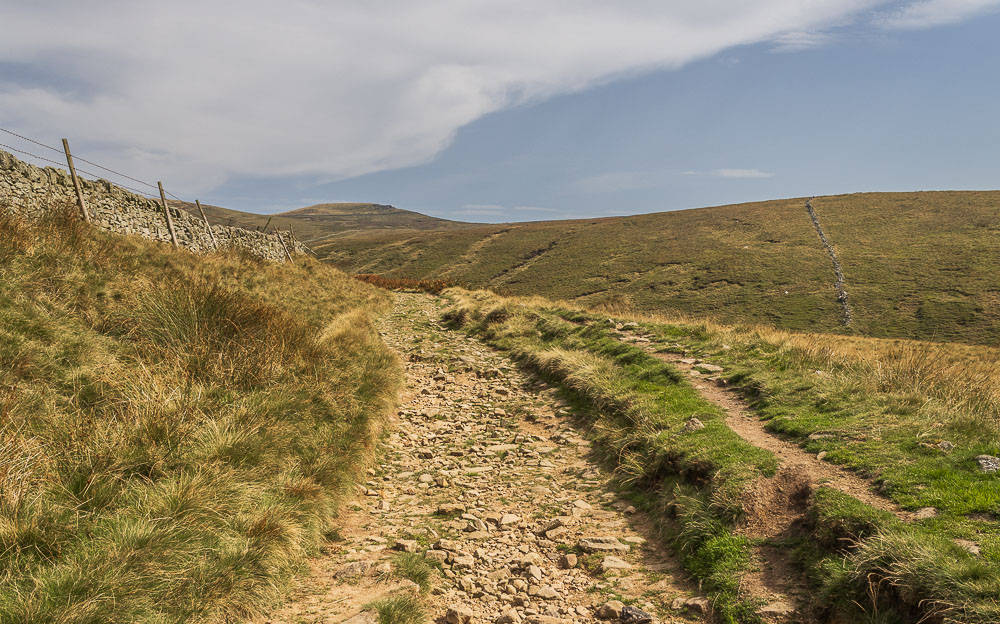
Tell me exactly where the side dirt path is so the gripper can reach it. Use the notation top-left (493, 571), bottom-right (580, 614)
top-left (262, 293), bottom-right (706, 624)
top-left (615, 327), bottom-right (912, 621)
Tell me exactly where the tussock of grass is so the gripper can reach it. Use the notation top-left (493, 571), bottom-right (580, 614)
top-left (392, 552), bottom-right (437, 593)
top-left (366, 593), bottom-right (426, 624)
top-left (0, 206), bottom-right (401, 622)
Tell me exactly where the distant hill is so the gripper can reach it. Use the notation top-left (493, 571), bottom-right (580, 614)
top-left (174, 201), bottom-right (476, 247)
top-left (320, 191), bottom-right (1000, 345)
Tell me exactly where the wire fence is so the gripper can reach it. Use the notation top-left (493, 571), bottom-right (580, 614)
top-left (0, 126), bottom-right (299, 260)
top-left (1, 127), bottom-right (168, 200)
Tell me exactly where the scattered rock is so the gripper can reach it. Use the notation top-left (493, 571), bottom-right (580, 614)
top-left (529, 585), bottom-right (559, 600)
top-left (527, 564), bottom-right (543, 581)
top-left (620, 605), bottom-right (654, 623)
top-left (975, 455), bottom-right (1000, 473)
top-left (425, 549), bottom-right (449, 563)
top-left (342, 609), bottom-right (379, 624)
top-left (435, 539), bottom-right (463, 552)
top-left (938, 440), bottom-right (954, 452)
top-left (760, 601), bottom-right (796, 618)
top-left (333, 560), bottom-right (371, 579)
top-left (525, 617), bottom-right (571, 624)
top-left (496, 609), bottom-right (522, 623)
top-left (446, 605), bottom-right (473, 624)
top-left (954, 539), bottom-right (982, 556)
top-left (686, 598), bottom-right (712, 616)
top-left (437, 503), bottom-right (466, 515)
top-left (558, 553), bottom-right (577, 569)
top-left (578, 537), bottom-right (629, 553)
top-left (596, 600), bottom-right (624, 620)
top-left (683, 417), bottom-right (705, 432)
top-left (393, 539), bottom-right (418, 553)
top-left (599, 555), bottom-right (632, 572)
top-left (911, 507), bottom-right (938, 520)
top-left (452, 555), bottom-right (475, 569)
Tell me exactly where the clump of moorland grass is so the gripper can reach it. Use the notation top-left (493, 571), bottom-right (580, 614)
top-left (365, 593), bottom-right (425, 624)
top-left (392, 552), bottom-right (437, 593)
top-left (0, 205), bottom-right (400, 623)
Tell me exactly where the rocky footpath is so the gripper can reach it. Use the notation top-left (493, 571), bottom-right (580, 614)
top-left (264, 293), bottom-right (705, 624)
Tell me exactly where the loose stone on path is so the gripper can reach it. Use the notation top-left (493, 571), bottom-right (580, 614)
top-left (261, 293), bottom-right (704, 623)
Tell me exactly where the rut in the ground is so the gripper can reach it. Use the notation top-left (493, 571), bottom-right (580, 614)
top-left (262, 293), bottom-right (706, 624)
top-left (616, 328), bottom-right (913, 620)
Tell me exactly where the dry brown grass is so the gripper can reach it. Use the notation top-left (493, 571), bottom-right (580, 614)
top-left (0, 205), bottom-right (401, 623)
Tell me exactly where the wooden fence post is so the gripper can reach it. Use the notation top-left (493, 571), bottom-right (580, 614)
top-left (195, 200), bottom-right (218, 250)
top-left (157, 182), bottom-right (179, 248)
top-left (276, 231), bottom-right (293, 262)
top-left (61, 139), bottom-right (91, 223)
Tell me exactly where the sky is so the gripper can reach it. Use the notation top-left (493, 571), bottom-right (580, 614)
top-left (1, 1), bottom-right (999, 221)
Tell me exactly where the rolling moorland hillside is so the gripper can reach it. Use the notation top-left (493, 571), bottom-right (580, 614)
top-left (4, 196), bottom-right (998, 623)
top-left (321, 191), bottom-right (1000, 346)
top-left (0, 205), bottom-right (399, 622)
top-left (174, 201), bottom-right (475, 247)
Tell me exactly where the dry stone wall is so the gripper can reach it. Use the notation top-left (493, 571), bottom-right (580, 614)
top-left (0, 148), bottom-right (305, 261)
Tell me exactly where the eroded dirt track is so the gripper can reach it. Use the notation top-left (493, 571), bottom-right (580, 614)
top-left (264, 294), bottom-right (703, 624)
top-left (616, 329), bottom-right (912, 621)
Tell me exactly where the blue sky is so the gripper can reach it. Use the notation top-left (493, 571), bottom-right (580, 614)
top-left (2, 1), bottom-right (999, 221)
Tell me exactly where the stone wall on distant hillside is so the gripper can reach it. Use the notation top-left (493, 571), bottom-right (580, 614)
top-left (0, 149), bottom-right (304, 261)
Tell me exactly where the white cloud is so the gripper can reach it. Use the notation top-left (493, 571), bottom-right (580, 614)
top-left (878, 0), bottom-right (1000, 29)
top-left (0, 1), bottom-right (899, 194)
top-left (770, 30), bottom-right (835, 51)
top-left (712, 168), bottom-right (775, 178)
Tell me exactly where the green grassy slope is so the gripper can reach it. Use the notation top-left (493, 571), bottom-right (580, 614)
top-left (324, 191), bottom-right (1000, 345)
top-left (0, 205), bottom-right (401, 622)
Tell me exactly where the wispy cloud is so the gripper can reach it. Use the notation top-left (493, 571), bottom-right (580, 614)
top-left (771, 30), bottom-right (835, 51)
top-left (711, 168), bottom-right (775, 179)
top-left (878, 0), bottom-right (1000, 29)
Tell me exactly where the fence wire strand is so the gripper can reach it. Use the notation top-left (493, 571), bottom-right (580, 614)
top-left (0, 128), bottom-right (175, 200)
top-left (0, 127), bottom-right (62, 154)
top-left (0, 142), bottom-right (66, 168)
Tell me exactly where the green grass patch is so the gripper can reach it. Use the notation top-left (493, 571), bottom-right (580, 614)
top-left (365, 593), bottom-right (425, 624)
